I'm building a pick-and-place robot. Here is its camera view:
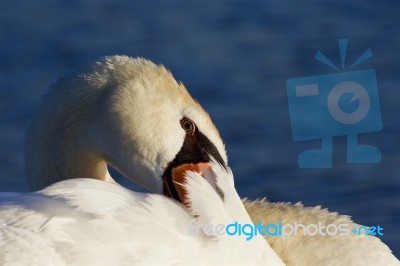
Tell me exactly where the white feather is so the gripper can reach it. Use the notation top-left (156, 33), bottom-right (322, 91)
top-left (0, 163), bottom-right (285, 266)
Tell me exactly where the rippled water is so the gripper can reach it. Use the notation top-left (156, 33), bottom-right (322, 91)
top-left (1, 0), bottom-right (399, 257)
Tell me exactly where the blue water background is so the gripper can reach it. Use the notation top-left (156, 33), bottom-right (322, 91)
top-left (1, 0), bottom-right (399, 257)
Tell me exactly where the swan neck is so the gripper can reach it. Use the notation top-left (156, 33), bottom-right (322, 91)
top-left (25, 117), bottom-right (114, 190)
top-left (24, 77), bottom-right (115, 190)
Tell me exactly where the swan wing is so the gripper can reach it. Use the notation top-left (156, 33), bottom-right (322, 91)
top-left (245, 200), bottom-right (400, 266)
top-left (0, 179), bottom-right (197, 266)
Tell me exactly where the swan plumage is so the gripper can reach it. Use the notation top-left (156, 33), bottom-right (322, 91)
top-left (1, 55), bottom-right (398, 265)
top-left (24, 56), bottom-right (226, 192)
top-left (0, 162), bottom-right (284, 266)
top-left (244, 200), bottom-right (400, 266)
top-left (1, 56), bottom-right (284, 265)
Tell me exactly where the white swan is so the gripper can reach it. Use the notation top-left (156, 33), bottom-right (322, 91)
top-left (0, 56), bottom-right (285, 266)
top-left (1, 55), bottom-right (399, 265)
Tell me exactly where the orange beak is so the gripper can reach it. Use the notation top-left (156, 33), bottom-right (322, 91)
top-left (171, 162), bottom-right (210, 209)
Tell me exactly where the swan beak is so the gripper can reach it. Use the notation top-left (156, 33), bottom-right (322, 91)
top-left (162, 127), bottom-right (226, 206)
top-left (170, 163), bottom-right (211, 209)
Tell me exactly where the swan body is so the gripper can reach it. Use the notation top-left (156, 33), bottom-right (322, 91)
top-left (1, 55), bottom-right (398, 265)
top-left (0, 163), bottom-right (285, 266)
top-left (244, 200), bottom-right (400, 266)
top-left (1, 56), bottom-right (283, 265)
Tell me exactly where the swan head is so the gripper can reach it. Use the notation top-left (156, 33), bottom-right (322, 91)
top-left (25, 56), bottom-right (227, 203)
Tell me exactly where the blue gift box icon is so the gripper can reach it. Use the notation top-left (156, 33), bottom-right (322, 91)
top-left (286, 39), bottom-right (382, 168)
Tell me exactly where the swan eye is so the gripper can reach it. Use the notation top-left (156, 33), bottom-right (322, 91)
top-left (181, 118), bottom-right (195, 134)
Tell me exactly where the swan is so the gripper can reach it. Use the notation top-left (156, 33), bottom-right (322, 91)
top-left (0, 56), bottom-right (285, 266)
top-left (1, 55), bottom-right (398, 265)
